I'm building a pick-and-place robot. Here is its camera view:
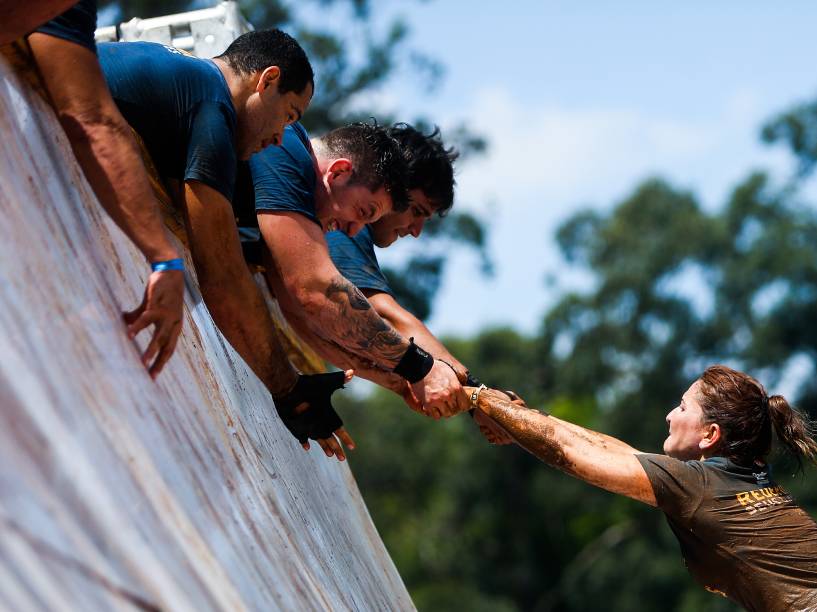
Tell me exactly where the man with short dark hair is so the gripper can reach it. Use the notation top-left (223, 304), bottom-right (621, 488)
top-left (324, 124), bottom-right (468, 377)
top-left (298, 124), bottom-right (479, 400)
top-left (97, 31), bottom-right (345, 426)
top-left (237, 121), bottom-right (471, 459)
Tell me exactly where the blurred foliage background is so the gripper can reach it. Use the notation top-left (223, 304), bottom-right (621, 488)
top-left (103, 1), bottom-right (817, 609)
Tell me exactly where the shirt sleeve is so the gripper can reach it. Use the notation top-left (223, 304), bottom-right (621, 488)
top-left (249, 128), bottom-right (320, 227)
top-left (35, 0), bottom-right (98, 54)
top-left (636, 453), bottom-right (706, 523)
top-left (326, 229), bottom-right (393, 295)
top-left (184, 101), bottom-right (237, 202)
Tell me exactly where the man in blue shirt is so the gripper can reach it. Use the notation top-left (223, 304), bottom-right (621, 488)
top-left (320, 124), bottom-right (514, 443)
top-left (323, 124), bottom-right (471, 382)
top-left (97, 31), bottom-right (344, 442)
top-left (20, 1), bottom-right (186, 378)
top-left (238, 121), bottom-right (471, 460)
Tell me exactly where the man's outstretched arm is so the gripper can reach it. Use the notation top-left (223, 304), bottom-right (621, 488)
top-left (472, 387), bottom-right (657, 506)
top-left (363, 289), bottom-right (469, 383)
top-left (258, 211), bottom-right (468, 418)
top-left (29, 32), bottom-right (184, 377)
top-left (182, 181), bottom-right (300, 397)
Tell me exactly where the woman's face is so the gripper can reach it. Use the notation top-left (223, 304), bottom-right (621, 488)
top-left (663, 380), bottom-right (711, 460)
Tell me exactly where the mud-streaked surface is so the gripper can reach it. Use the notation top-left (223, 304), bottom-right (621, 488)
top-left (0, 53), bottom-right (413, 612)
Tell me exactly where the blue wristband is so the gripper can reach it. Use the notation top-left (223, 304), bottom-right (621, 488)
top-left (151, 258), bottom-right (185, 273)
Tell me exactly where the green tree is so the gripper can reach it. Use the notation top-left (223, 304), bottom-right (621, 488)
top-left (343, 126), bottom-right (817, 611)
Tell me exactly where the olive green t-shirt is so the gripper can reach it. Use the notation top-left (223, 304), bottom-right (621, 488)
top-left (637, 454), bottom-right (817, 611)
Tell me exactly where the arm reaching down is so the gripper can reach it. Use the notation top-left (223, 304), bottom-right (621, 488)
top-left (364, 290), bottom-right (469, 382)
top-left (181, 181), bottom-right (300, 396)
top-left (471, 387), bottom-right (657, 506)
top-left (272, 283), bottom-right (423, 412)
top-left (29, 31), bottom-right (184, 378)
top-left (182, 182), bottom-right (353, 459)
top-left (258, 211), bottom-right (468, 417)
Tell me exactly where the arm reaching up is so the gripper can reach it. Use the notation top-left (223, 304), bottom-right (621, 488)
top-left (471, 387), bottom-right (657, 506)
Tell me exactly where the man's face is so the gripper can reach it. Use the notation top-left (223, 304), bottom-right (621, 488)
top-left (369, 189), bottom-right (435, 247)
top-left (236, 67), bottom-right (313, 160)
top-left (322, 166), bottom-right (393, 237)
top-left (663, 380), bottom-right (710, 460)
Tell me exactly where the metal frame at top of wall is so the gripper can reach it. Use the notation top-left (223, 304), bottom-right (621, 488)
top-left (95, 1), bottom-right (252, 58)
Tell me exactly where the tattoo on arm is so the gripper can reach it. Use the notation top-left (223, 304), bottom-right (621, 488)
top-left (325, 279), bottom-right (372, 311)
top-left (320, 276), bottom-right (407, 366)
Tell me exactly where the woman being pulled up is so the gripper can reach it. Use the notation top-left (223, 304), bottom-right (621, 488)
top-left (471, 365), bottom-right (817, 611)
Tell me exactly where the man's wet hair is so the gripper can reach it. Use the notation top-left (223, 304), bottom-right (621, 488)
top-left (320, 122), bottom-right (410, 212)
top-left (217, 29), bottom-right (314, 95)
top-left (388, 123), bottom-right (459, 216)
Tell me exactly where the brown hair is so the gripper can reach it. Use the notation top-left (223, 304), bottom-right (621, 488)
top-left (697, 365), bottom-right (817, 469)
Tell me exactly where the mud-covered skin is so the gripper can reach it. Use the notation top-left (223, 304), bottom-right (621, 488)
top-left (472, 387), bottom-right (655, 504)
top-left (477, 389), bottom-right (571, 470)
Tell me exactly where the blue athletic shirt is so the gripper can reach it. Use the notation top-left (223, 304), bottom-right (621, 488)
top-left (249, 122), bottom-right (321, 227)
top-left (36, 0), bottom-right (97, 53)
top-left (325, 227), bottom-right (393, 295)
top-left (98, 41), bottom-right (238, 201)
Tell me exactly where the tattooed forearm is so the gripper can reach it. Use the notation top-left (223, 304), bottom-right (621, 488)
top-left (314, 275), bottom-right (408, 367)
top-left (325, 279), bottom-right (372, 311)
top-left (287, 310), bottom-right (407, 391)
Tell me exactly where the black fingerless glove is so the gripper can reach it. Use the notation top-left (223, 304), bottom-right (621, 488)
top-left (274, 371), bottom-right (346, 444)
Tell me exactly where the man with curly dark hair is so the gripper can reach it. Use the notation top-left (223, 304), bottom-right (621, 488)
top-left (315, 124), bottom-right (477, 395)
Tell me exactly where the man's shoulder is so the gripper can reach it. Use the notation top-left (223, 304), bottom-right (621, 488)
top-left (281, 122), bottom-right (314, 162)
top-left (99, 41), bottom-right (191, 64)
top-left (251, 125), bottom-right (315, 182)
top-left (99, 42), bottom-right (230, 101)
top-left (327, 226), bottom-right (375, 251)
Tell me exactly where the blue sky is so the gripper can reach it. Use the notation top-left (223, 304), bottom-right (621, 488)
top-left (341, 1), bottom-right (817, 337)
top-left (101, 1), bottom-right (817, 339)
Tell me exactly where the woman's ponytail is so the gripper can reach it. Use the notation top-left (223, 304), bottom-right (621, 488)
top-left (767, 395), bottom-right (817, 471)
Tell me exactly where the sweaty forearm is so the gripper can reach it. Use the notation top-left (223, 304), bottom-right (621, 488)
top-left (182, 181), bottom-right (299, 398)
top-left (29, 36), bottom-right (178, 263)
top-left (65, 112), bottom-right (179, 262)
top-left (199, 274), bottom-right (298, 397)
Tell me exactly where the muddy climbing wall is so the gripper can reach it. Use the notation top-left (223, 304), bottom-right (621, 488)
top-left (0, 52), bottom-right (413, 611)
